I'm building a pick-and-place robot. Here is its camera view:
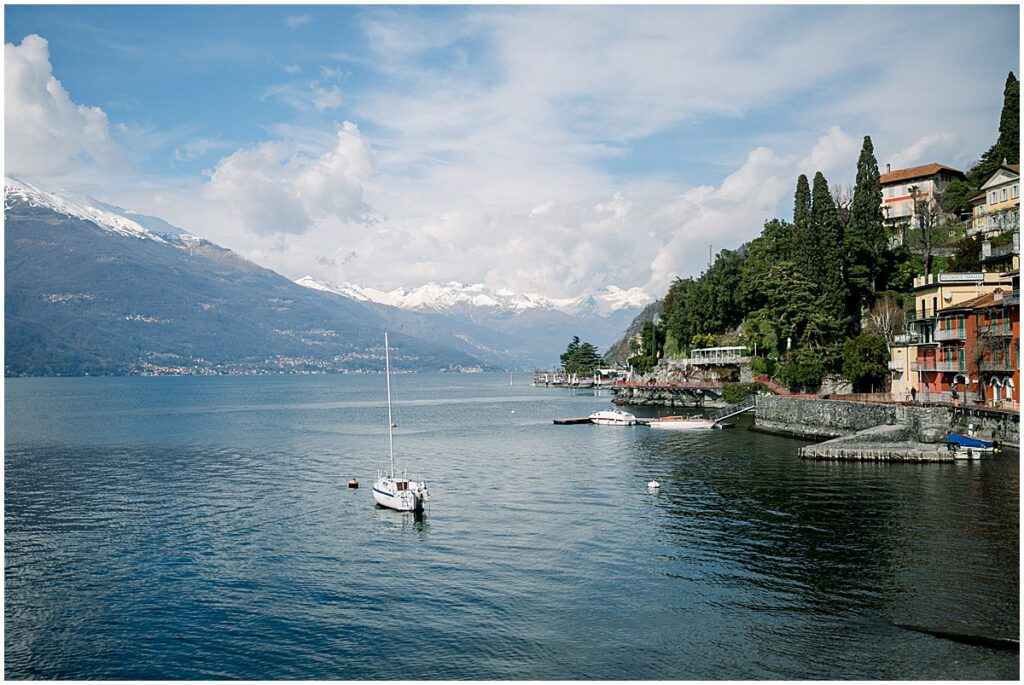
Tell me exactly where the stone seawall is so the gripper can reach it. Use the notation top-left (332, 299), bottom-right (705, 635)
top-left (755, 395), bottom-right (1018, 461)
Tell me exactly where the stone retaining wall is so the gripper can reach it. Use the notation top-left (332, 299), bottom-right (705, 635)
top-left (755, 396), bottom-right (1019, 461)
top-left (754, 396), bottom-right (955, 444)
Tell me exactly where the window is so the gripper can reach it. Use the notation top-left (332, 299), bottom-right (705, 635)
top-left (1002, 188), bottom-right (1008, 201)
top-left (990, 191), bottom-right (998, 204)
top-left (1013, 184), bottom-right (1020, 199)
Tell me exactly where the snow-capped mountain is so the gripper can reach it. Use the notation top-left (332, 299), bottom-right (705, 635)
top-left (5, 178), bottom-right (488, 375)
top-left (5, 177), bottom-right (169, 244)
top-left (296, 277), bottom-right (653, 318)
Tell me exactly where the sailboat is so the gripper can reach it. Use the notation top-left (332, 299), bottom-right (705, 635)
top-left (372, 333), bottom-right (430, 512)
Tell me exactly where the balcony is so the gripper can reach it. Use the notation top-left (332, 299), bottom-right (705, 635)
top-left (978, 322), bottom-right (1013, 337)
top-left (888, 360), bottom-right (905, 371)
top-left (892, 331), bottom-right (920, 345)
top-left (913, 360), bottom-right (965, 372)
top-left (933, 327), bottom-right (966, 341)
top-left (980, 358), bottom-right (1015, 372)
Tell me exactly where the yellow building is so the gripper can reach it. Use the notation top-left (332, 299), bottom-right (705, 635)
top-left (970, 163), bottom-right (1020, 237)
top-left (891, 271), bottom-right (1014, 397)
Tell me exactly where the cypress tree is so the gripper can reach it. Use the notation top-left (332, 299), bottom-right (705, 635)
top-left (997, 71), bottom-right (1019, 164)
top-left (969, 72), bottom-right (1020, 186)
top-left (810, 172), bottom-right (846, 337)
top-left (845, 136), bottom-right (885, 328)
top-left (792, 174), bottom-right (815, 282)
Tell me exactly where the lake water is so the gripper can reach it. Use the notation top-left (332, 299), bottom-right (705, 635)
top-left (4, 374), bottom-right (1019, 679)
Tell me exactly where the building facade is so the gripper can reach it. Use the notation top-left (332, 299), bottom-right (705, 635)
top-left (891, 271), bottom-right (1014, 402)
top-left (879, 163), bottom-right (966, 243)
top-left (970, 163), bottom-right (1020, 237)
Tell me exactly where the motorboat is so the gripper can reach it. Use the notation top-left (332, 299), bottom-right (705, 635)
top-left (372, 334), bottom-right (430, 512)
top-left (589, 409), bottom-right (637, 426)
top-left (647, 415), bottom-right (717, 430)
top-left (947, 433), bottom-right (999, 459)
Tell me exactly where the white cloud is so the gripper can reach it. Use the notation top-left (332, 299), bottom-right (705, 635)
top-left (172, 137), bottom-right (230, 163)
top-left (204, 121), bottom-right (376, 236)
top-left (283, 64), bottom-right (302, 74)
top-left (885, 133), bottom-right (962, 171)
top-left (320, 66), bottom-right (342, 81)
top-left (5, 34), bottom-right (130, 177)
top-left (286, 14), bottom-right (312, 30)
top-left (797, 126), bottom-right (861, 179)
top-left (312, 85), bottom-right (342, 112)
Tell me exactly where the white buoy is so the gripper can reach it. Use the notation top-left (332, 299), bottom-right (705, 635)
top-left (511, 409), bottom-right (516, 414)
top-left (647, 479), bottom-right (660, 489)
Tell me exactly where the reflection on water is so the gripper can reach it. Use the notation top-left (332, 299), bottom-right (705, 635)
top-left (5, 374), bottom-right (1019, 679)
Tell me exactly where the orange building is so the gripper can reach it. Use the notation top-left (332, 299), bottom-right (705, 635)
top-left (915, 282), bottom-right (1019, 408)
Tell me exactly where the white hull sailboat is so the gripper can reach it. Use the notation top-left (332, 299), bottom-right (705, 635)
top-left (372, 333), bottom-right (429, 512)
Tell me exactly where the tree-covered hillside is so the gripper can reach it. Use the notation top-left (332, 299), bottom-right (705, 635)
top-left (632, 72), bottom-right (1019, 391)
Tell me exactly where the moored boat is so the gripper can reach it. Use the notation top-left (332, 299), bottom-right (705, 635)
top-left (647, 415), bottom-right (716, 430)
top-left (372, 333), bottom-right (430, 512)
top-left (946, 433), bottom-right (999, 459)
top-left (589, 409), bottom-right (637, 426)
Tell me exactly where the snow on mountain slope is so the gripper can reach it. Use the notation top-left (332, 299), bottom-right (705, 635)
top-left (5, 177), bottom-right (167, 244)
top-left (296, 277), bottom-right (653, 318)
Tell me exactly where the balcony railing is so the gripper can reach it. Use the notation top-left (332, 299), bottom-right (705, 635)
top-left (913, 360), bottom-right (966, 372)
top-left (980, 358), bottom-right (1016, 372)
top-left (888, 360), bottom-right (904, 371)
top-left (978, 322), bottom-right (1013, 337)
top-left (892, 332), bottom-right (920, 345)
top-left (934, 327), bottom-right (966, 341)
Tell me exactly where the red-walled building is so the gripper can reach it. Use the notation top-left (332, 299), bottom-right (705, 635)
top-left (918, 284), bottom-right (1019, 407)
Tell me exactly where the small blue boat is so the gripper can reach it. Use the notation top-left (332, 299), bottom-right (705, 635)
top-left (946, 433), bottom-right (998, 458)
top-left (947, 433), bottom-right (996, 449)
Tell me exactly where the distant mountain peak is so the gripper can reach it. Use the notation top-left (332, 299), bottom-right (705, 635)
top-left (5, 177), bottom-right (167, 244)
top-left (295, 277), bottom-right (653, 317)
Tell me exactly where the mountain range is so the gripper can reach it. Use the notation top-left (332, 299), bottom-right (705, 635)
top-left (5, 178), bottom-right (650, 375)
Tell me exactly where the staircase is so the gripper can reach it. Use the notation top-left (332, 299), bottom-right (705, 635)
top-left (710, 395), bottom-right (756, 422)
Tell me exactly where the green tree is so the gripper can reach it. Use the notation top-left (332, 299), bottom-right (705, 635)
top-left (948, 234), bottom-right (985, 272)
top-left (810, 172), bottom-right (846, 334)
top-left (662, 277), bottom-right (698, 354)
top-left (845, 136), bottom-right (886, 318)
top-left (939, 179), bottom-right (977, 218)
top-left (791, 174), bottom-right (815, 282)
top-left (560, 336), bottom-right (601, 375)
top-left (779, 346), bottom-right (828, 391)
top-left (969, 72), bottom-right (1020, 187)
top-left (841, 332), bottom-right (890, 393)
top-left (628, 321), bottom-right (663, 374)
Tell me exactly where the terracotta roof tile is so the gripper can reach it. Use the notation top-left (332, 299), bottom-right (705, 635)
top-left (879, 163), bottom-right (965, 185)
top-left (940, 289), bottom-right (1010, 312)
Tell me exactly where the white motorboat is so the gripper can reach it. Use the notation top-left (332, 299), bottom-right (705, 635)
top-left (589, 409), bottom-right (637, 426)
top-left (647, 415), bottom-right (716, 430)
top-left (372, 334), bottom-right (430, 512)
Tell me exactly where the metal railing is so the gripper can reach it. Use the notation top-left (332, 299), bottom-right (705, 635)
top-left (978, 322), bottom-right (1013, 337)
top-left (980, 358), bottom-right (1016, 372)
top-left (933, 327), bottom-right (966, 341)
top-left (913, 360), bottom-right (966, 372)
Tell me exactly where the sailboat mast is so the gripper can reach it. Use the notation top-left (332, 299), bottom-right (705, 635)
top-left (385, 333), bottom-right (395, 478)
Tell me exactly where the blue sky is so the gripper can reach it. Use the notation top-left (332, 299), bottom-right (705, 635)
top-left (5, 4), bottom-right (1020, 298)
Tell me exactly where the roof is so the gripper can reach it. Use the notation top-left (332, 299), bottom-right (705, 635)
top-left (879, 163), bottom-right (966, 185)
top-left (939, 289), bottom-right (1011, 313)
